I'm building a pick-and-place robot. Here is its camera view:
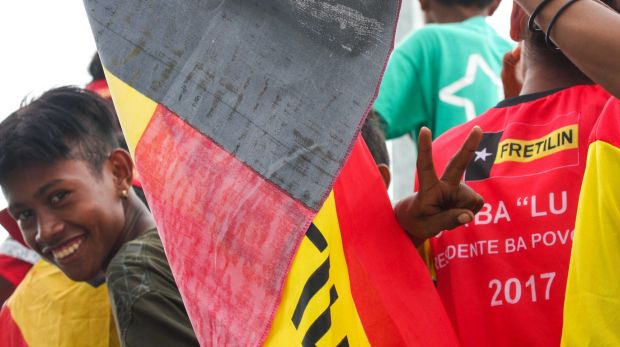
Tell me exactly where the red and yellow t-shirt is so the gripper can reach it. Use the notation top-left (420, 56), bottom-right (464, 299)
top-left (423, 85), bottom-right (610, 347)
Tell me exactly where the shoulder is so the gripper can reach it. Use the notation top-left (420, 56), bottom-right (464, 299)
top-left (393, 25), bottom-right (444, 57)
top-left (591, 97), bottom-right (620, 146)
top-left (106, 229), bottom-right (177, 312)
top-left (107, 229), bottom-right (169, 279)
top-left (106, 230), bottom-right (184, 339)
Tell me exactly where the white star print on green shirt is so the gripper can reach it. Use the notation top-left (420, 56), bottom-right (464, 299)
top-left (374, 16), bottom-right (513, 142)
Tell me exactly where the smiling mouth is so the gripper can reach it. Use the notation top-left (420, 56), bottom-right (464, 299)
top-left (51, 237), bottom-right (84, 261)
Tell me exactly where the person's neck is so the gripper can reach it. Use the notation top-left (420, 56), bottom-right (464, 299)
top-left (520, 46), bottom-right (594, 95)
top-left (105, 192), bottom-right (156, 267)
top-left (426, 5), bottom-right (488, 24)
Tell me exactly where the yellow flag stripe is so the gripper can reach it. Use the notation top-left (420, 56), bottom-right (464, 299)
top-left (562, 141), bottom-right (620, 346)
top-left (103, 68), bottom-right (158, 157)
top-left (264, 192), bottom-right (370, 346)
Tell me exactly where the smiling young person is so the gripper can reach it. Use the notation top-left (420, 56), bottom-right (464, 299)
top-left (0, 87), bottom-right (198, 347)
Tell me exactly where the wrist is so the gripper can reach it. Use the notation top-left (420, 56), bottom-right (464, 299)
top-left (394, 197), bottom-right (428, 245)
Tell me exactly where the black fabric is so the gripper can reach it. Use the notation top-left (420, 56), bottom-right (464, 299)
top-left (84, 0), bottom-right (400, 211)
top-left (496, 87), bottom-right (574, 108)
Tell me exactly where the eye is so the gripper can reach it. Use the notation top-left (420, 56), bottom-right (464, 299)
top-left (15, 209), bottom-right (34, 222)
top-left (50, 191), bottom-right (70, 206)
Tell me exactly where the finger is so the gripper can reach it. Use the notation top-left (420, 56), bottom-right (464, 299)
top-left (417, 127), bottom-right (439, 189)
top-left (441, 126), bottom-right (483, 185)
top-left (421, 209), bottom-right (475, 236)
top-left (512, 44), bottom-right (522, 61)
top-left (456, 184), bottom-right (485, 213)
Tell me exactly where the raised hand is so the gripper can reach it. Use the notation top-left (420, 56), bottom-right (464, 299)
top-left (394, 126), bottom-right (485, 246)
top-left (501, 44), bottom-right (523, 99)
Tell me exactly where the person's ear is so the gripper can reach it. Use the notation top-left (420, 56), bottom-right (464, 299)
top-left (107, 149), bottom-right (134, 194)
top-left (377, 164), bottom-right (391, 189)
top-left (510, 1), bottom-right (527, 42)
top-left (488, 0), bottom-right (501, 16)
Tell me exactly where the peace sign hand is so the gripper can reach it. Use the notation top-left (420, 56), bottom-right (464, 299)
top-left (394, 126), bottom-right (485, 246)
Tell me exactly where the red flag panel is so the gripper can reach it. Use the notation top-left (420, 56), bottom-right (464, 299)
top-left (135, 105), bottom-right (315, 345)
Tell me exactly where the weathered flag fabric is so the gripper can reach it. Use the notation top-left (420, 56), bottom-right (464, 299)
top-left (264, 137), bottom-right (458, 346)
top-left (562, 97), bottom-right (620, 346)
top-left (79, 1), bottom-right (462, 346)
top-left (0, 261), bottom-right (120, 347)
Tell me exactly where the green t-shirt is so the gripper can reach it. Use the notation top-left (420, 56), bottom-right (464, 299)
top-left (106, 229), bottom-right (199, 347)
top-left (374, 16), bottom-right (513, 141)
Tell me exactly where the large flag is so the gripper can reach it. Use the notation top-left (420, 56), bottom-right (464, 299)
top-left (83, 1), bottom-right (457, 345)
top-left (0, 260), bottom-right (119, 347)
top-left (562, 97), bottom-right (620, 346)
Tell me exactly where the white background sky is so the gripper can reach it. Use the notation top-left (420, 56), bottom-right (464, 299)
top-left (0, 1), bottom-right (512, 239)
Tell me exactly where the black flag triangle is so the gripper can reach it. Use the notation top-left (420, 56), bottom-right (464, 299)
top-left (465, 131), bottom-right (504, 181)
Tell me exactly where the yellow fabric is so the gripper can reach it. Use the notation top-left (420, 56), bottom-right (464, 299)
top-left (6, 260), bottom-right (120, 347)
top-left (420, 240), bottom-right (436, 280)
top-left (562, 141), bottom-right (620, 346)
top-left (264, 192), bottom-right (370, 346)
top-left (103, 69), bottom-right (158, 156)
top-left (495, 124), bottom-right (578, 163)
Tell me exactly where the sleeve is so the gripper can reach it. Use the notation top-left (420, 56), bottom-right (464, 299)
top-left (0, 237), bottom-right (37, 286)
top-left (562, 98), bottom-right (620, 346)
top-left (122, 291), bottom-right (199, 347)
top-left (0, 255), bottom-right (32, 286)
top-left (373, 32), bottom-right (431, 140)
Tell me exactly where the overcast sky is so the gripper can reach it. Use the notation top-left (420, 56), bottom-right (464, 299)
top-left (0, 1), bottom-right (512, 239)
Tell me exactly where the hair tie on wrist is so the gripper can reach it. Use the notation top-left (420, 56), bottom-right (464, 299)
top-left (528, 0), bottom-right (554, 32)
top-left (545, 0), bottom-right (580, 47)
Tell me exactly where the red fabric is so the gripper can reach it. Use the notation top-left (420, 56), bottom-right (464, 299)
top-left (590, 97), bottom-right (620, 146)
top-left (0, 256), bottom-right (31, 287)
top-left (0, 210), bottom-right (25, 246)
top-left (425, 85), bottom-right (610, 347)
top-left (334, 137), bottom-right (458, 346)
top-left (85, 79), bottom-right (111, 99)
top-left (0, 305), bottom-right (28, 347)
top-left (135, 105), bottom-right (314, 346)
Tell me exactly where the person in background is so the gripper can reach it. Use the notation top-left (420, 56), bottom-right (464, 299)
top-left (395, 1), bottom-right (614, 345)
top-left (0, 258), bottom-right (120, 347)
top-left (373, 0), bottom-right (512, 144)
top-left (0, 87), bottom-right (198, 347)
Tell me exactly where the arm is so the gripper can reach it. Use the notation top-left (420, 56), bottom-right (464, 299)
top-left (395, 126), bottom-right (485, 246)
top-left (517, 0), bottom-right (620, 97)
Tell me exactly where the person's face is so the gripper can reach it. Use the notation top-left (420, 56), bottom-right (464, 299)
top-left (2, 159), bottom-right (126, 281)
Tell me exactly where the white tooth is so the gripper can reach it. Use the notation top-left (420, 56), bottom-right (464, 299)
top-left (53, 238), bottom-right (83, 260)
